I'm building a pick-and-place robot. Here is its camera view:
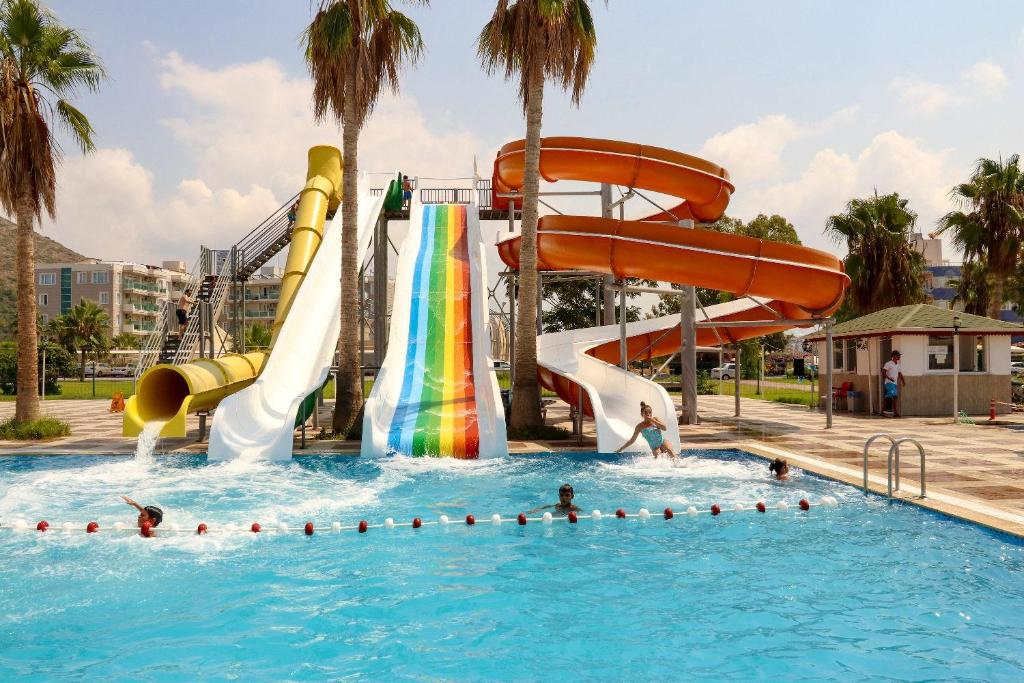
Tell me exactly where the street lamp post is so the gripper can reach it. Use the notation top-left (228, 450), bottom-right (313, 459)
top-left (953, 314), bottom-right (961, 421)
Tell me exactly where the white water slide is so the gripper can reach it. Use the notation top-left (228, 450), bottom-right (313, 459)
top-left (362, 196), bottom-right (507, 458)
top-left (208, 186), bottom-right (386, 462)
top-left (537, 298), bottom-right (766, 454)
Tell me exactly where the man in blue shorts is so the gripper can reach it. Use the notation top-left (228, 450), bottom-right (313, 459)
top-left (881, 350), bottom-right (905, 417)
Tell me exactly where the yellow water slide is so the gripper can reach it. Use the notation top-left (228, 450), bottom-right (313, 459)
top-left (123, 146), bottom-right (343, 437)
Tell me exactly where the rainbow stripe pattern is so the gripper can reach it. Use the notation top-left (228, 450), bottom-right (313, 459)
top-left (387, 204), bottom-right (480, 458)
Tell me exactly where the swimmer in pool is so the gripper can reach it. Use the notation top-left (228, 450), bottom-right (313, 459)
top-left (529, 484), bottom-right (581, 513)
top-left (123, 495), bottom-right (163, 535)
top-left (768, 458), bottom-right (790, 481)
top-left (615, 402), bottom-right (676, 458)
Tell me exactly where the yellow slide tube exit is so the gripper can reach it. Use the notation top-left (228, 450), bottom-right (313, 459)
top-left (123, 146), bottom-right (343, 438)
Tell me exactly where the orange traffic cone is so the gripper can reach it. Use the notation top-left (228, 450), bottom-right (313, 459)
top-left (988, 398), bottom-right (996, 421)
top-left (109, 392), bottom-right (125, 413)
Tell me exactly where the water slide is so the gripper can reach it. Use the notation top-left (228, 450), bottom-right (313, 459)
top-left (124, 146), bottom-right (354, 440)
top-left (494, 137), bottom-right (849, 453)
top-left (206, 184), bottom-right (387, 462)
top-left (362, 196), bottom-right (508, 458)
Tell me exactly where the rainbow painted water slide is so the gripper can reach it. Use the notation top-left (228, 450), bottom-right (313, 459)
top-left (495, 137), bottom-right (849, 453)
top-left (362, 198), bottom-right (508, 458)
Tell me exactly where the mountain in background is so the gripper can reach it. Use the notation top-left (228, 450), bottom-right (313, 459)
top-left (0, 216), bottom-right (93, 340)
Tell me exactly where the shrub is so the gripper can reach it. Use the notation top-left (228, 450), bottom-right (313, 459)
top-left (0, 417), bottom-right (71, 440)
top-left (0, 343), bottom-right (75, 395)
top-left (696, 370), bottom-right (715, 395)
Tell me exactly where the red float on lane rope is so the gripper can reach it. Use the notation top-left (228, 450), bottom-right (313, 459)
top-left (517, 513), bottom-right (527, 525)
top-left (412, 517), bottom-right (422, 529)
top-left (615, 509), bottom-right (626, 518)
top-left (86, 521), bottom-right (99, 533)
top-left (304, 522), bottom-right (314, 536)
top-left (36, 520), bottom-right (48, 532)
top-left (358, 520), bottom-right (368, 533)
top-left (197, 523), bottom-right (208, 535)
top-left (756, 502), bottom-right (766, 513)
top-left (664, 507), bottom-right (674, 520)
top-left (711, 504), bottom-right (721, 516)
top-left (568, 511), bottom-right (578, 523)
top-left (799, 499), bottom-right (810, 511)
top-left (140, 521), bottom-right (153, 538)
top-left (250, 522), bottom-right (261, 533)
top-left (465, 514), bottom-right (475, 526)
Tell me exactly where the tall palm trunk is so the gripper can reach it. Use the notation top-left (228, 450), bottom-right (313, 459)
top-left (334, 60), bottom-right (363, 437)
top-left (510, 58), bottom-right (544, 430)
top-left (15, 195), bottom-right (39, 422)
top-left (990, 276), bottom-right (1005, 320)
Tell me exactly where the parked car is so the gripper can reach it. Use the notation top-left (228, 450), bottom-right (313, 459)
top-left (83, 363), bottom-right (111, 377)
top-left (493, 361), bottom-right (511, 370)
top-left (1011, 361), bottom-right (1024, 376)
top-left (711, 363), bottom-right (736, 380)
top-left (108, 366), bottom-right (133, 378)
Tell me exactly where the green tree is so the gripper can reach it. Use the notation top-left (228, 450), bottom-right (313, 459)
top-left (739, 213), bottom-right (800, 243)
top-left (245, 321), bottom-right (272, 349)
top-left (53, 299), bottom-right (110, 380)
top-left (948, 259), bottom-right (991, 316)
top-left (0, 0), bottom-right (103, 422)
top-left (542, 278), bottom-right (641, 333)
top-left (826, 192), bottom-right (925, 317)
top-left (304, 0), bottom-right (427, 437)
top-left (111, 332), bottom-right (140, 349)
top-left (478, 0), bottom-right (602, 430)
top-left (937, 155), bottom-right (1024, 318)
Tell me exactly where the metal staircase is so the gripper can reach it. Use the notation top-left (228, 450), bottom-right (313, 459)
top-left (132, 195), bottom-right (300, 377)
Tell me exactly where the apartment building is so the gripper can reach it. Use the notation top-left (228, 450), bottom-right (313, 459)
top-left (35, 261), bottom-right (190, 338)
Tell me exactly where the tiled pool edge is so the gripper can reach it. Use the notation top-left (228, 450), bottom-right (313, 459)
top-left (734, 441), bottom-right (1024, 540)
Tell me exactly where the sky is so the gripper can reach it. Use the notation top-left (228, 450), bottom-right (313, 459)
top-left (35, 0), bottom-right (1024, 267)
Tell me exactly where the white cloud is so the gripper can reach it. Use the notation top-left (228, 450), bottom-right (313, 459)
top-left (961, 60), bottom-right (1009, 98)
top-left (889, 60), bottom-right (1009, 115)
top-left (43, 51), bottom-right (490, 263)
top-left (729, 131), bottom-right (958, 252)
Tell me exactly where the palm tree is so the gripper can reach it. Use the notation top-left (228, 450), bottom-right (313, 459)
top-left (56, 299), bottom-right (110, 380)
top-left (478, 0), bottom-right (602, 430)
top-left (244, 321), bottom-right (272, 350)
top-left (826, 191), bottom-right (926, 316)
top-left (111, 332), bottom-right (140, 349)
top-left (948, 259), bottom-right (991, 316)
top-left (303, 0), bottom-right (426, 437)
top-left (0, 0), bottom-right (103, 421)
top-left (936, 155), bottom-right (1024, 318)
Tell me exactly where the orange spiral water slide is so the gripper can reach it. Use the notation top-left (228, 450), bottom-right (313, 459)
top-left (494, 136), bottom-right (849, 414)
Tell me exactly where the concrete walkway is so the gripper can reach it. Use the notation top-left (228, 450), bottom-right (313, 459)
top-left (3, 396), bottom-right (1023, 537)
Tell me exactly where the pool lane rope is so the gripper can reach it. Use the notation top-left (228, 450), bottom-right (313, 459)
top-left (1, 497), bottom-right (839, 536)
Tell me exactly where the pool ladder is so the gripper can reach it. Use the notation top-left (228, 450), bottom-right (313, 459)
top-left (862, 434), bottom-right (926, 499)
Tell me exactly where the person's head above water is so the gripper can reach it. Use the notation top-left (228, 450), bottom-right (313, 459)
top-left (640, 401), bottom-right (653, 419)
top-left (768, 458), bottom-right (789, 479)
top-left (557, 483), bottom-right (574, 507)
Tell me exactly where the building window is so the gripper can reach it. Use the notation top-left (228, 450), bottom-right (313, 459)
top-left (958, 335), bottom-right (986, 373)
top-left (38, 273), bottom-right (56, 286)
top-left (99, 291), bottom-right (109, 305)
top-left (927, 334), bottom-right (954, 370)
top-left (832, 340), bottom-right (844, 371)
top-left (39, 293), bottom-right (48, 306)
top-left (77, 271), bottom-right (88, 284)
top-left (91, 271), bottom-right (109, 285)
top-left (845, 338), bottom-right (858, 373)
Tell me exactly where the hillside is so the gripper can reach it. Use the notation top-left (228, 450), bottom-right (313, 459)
top-left (0, 217), bottom-right (92, 340)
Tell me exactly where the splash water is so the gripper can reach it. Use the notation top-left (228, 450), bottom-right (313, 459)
top-left (133, 421), bottom-right (164, 463)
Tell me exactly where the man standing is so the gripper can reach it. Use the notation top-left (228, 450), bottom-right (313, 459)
top-left (881, 350), bottom-right (905, 417)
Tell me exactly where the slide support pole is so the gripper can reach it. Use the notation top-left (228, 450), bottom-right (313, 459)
top-left (825, 321), bottom-right (834, 428)
top-left (619, 282), bottom-right (627, 370)
top-left (600, 183), bottom-right (616, 324)
top-left (679, 219), bottom-right (698, 425)
top-left (734, 344), bottom-right (741, 418)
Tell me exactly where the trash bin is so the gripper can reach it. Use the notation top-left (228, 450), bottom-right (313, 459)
top-left (846, 390), bottom-right (862, 413)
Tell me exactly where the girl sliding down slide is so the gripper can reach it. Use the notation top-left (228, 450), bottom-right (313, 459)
top-left (616, 402), bottom-right (676, 458)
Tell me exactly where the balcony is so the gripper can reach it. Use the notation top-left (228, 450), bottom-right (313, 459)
top-left (123, 280), bottom-right (167, 296)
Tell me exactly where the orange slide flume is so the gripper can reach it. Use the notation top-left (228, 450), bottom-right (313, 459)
top-left (494, 136), bottom-right (849, 416)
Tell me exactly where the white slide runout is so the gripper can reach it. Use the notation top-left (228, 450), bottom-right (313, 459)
top-left (208, 187), bottom-right (386, 462)
top-left (537, 298), bottom-right (766, 454)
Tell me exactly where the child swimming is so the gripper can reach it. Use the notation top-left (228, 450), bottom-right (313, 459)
top-left (768, 458), bottom-right (790, 481)
top-left (123, 495), bottom-right (163, 536)
top-left (615, 402), bottom-right (676, 458)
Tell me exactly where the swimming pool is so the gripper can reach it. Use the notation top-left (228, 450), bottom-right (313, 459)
top-left (1, 450), bottom-right (1022, 680)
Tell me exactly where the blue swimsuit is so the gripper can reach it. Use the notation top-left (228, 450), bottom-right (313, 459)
top-left (641, 426), bottom-right (664, 449)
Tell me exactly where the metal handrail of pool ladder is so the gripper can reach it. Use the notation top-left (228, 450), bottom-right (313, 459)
top-left (862, 433), bottom-right (926, 499)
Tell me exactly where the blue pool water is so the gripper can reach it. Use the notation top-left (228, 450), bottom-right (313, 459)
top-left (1, 450), bottom-right (1022, 681)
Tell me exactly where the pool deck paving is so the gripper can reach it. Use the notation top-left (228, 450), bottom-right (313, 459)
top-left (3, 396), bottom-right (1023, 538)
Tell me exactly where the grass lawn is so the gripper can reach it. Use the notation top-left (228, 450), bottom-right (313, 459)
top-left (704, 379), bottom-right (816, 406)
top-left (0, 380), bottom-right (137, 402)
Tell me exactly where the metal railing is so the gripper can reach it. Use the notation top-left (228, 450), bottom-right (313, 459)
top-left (133, 251), bottom-right (205, 379)
top-left (863, 433), bottom-right (926, 498)
top-left (174, 250), bottom-right (235, 365)
top-left (234, 193), bottom-right (298, 279)
top-left (372, 180), bottom-right (494, 209)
